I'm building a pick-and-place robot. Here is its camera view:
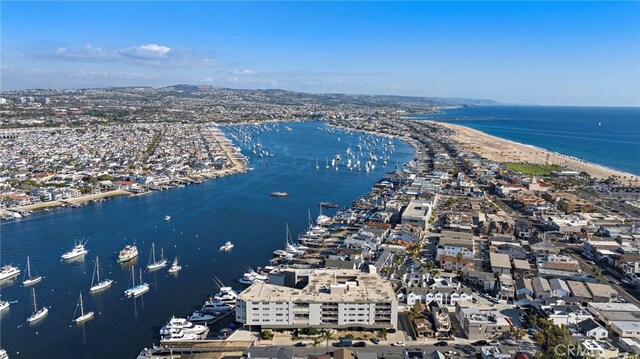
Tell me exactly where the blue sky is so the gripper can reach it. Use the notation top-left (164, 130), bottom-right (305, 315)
top-left (1, 1), bottom-right (639, 106)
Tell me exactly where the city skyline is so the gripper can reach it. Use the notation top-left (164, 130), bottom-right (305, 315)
top-left (2, 1), bottom-right (639, 106)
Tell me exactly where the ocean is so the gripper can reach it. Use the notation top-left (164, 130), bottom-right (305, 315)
top-left (0, 121), bottom-right (413, 358)
top-left (410, 106), bottom-right (640, 176)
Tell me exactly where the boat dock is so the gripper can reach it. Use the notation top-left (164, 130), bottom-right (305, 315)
top-left (137, 341), bottom-right (253, 359)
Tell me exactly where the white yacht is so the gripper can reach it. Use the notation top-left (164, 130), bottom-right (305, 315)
top-left (22, 256), bottom-right (43, 287)
top-left (164, 215), bottom-right (171, 221)
top-left (161, 328), bottom-right (201, 342)
top-left (124, 267), bottom-right (150, 298)
top-left (61, 240), bottom-right (88, 261)
top-left (27, 287), bottom-right (48, 323)
top-left (0, 348), bottom-right (7, 359)
top-left (213, 277), bottom-right (238, 305)
top-left (0, 265), bottom-right (20, 282)
top-left (0, 301), bottom-right (9, 311)
top-left (238, 268), bottom-right (267, 285)
top-left (73, 292), bottom-right (94, 324)
top-left (219, 241), bottom-right (234, 251)
top-left (90, 256), bottom-right (113, 292)
top-left (159, 317), bottom-right (207, 336)
top-left (147, 243), bottom-right (168, 271)
top-left (117, 244), bottom-right (138, 263)
top-left (188, 312), bottom-right (217, 323)
top-left (201, 299), bottom-right (233, 313)
top-left (167, 257), bottom-right (182, 274)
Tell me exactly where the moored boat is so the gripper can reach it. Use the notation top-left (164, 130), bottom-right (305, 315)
top-left (27, 287), bottom-right (48, 323)
top-left (0, 265), bottom-right (20, 281)
top-left (22, 256), bottom-right (43, 287)
top-left (269, 192), bottom-right (288, 197)
top-left (60, 239), bottom-right (89, 261)
top-left (90, 256), bottom-right (113, 292)
top-left (73, 292), bottom-right (94, 324)
top-left (118, 244), bottom-right (138, 263)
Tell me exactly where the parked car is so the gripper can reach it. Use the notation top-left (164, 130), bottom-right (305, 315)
top-left (488, 340), bottom-right (500, 346)
top-left (392, 342), bottom-right (405, 347)
top-left (370, 338), bottom-right (381, 344)
top-left (434, 341), bottom-right (448, 347)
top-left (337, 339), bottom-right (352, 347)
top-left (387, 328), bottom-right (397, 334)
top-left (472, 340), bottom-right (489, 346)
top-left (353, 342), bottom-right (366, 348)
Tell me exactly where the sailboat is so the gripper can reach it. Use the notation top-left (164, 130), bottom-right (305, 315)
top-left (315, 158), bottom-right (319, 170)
top-left (90, 256), bottom-right (113, 292)
top-left (167, 257), bottom-right (182, 274)
top-left (22, 256), bottom-right (43, 286)
top-left (147, 243), bottom-right (168, 271)
top-left (124, 267), bottom-right (149, 298)
top-left (325, 157), bottom-right (329, 169)
top-left (73, 292), bottom-right (94, 323)
top-left (27, 287), bottom-right (48, 323)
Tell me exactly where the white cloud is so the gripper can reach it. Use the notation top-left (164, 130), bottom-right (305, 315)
top-left (38, 43), bottom-right (211, 68)
top-left (231, 69), bottom-right (255, 75)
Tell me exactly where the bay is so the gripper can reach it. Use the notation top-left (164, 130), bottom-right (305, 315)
top-left (0, 121), bottom-right (412, 358)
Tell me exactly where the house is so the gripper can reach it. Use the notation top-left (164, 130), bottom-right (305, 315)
top-left (577, 318), bottom-right (608, 340)
top-left (401, 200), bottom-right (434, 230)
top-left (512, 259), bottom-right (533, 276)
top-left (439, 255), bottom-right (477, 272)
top-left (578, 340), bottom-right (619, 359)
top-left (532, 277), bottom-right (551, 299)
top-left (497, 274), bottom-right (514, 300)
top-left (436, 237), bottom-right (474, 260)
top-left (490, 253), bottom-right (511, 275)
top-left (455, 302), bottom-right (511, 340)
top-left (244, 347), bottom-right (294, 359)
top-left (467, 271), bottom-right (496, 292)
top-left (413, 317), bottom-right (434, 338)
top-left (549, 278), bottom-right (571, 298)
top-left (429, 301), bottom-right (451, 337)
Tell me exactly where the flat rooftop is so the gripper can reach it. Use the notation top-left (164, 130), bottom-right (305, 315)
top-left (238, 269), bottom-right (396, 303)
top-left (490, 252), bottom-right (511, 269)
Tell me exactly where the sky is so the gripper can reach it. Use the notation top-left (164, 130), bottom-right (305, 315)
top-left (1, 1), bottom-right (639, 106)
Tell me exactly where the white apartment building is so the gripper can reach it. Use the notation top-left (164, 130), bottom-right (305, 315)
top-left (236, 269), bottom-right (398, 329)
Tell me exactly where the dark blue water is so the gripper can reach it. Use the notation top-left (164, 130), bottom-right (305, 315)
top-left (410, 106), bottom-right (640, 175)
top-left (0, 121), bottom-right (412, 358)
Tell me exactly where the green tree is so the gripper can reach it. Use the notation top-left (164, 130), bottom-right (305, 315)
top-left (592, 266), bottom-right (603, 283)
top-left (320, 330), bottom-right (334, 352)
top-left (380, 328), bottom-right (388, 341)
top-left (532, 319), bottom-right (571, 359)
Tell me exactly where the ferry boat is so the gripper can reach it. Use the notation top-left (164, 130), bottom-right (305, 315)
top-left (219, 241), bottom-right (234, 251)
top-left (270, 192), bottom-right (288, 197)
top-left (147, 243), bottom-right (168, 271)
top-left (160, 317), bottom-right (208, 337)
top-left (117, 244), bottom-right (138, 263)
top-left (124, 267), bottom-right (150, 298)
top-left (61, 240), bottom-right (88, 261)
top-left (72, 292), bottom-right (94, 324)
top-left (0, 301), bottom-right (9, 312)
top-left (0, 265), bottom-right (20, 281)
top-left (27, 287), bottom-right (48, 323)
top-left (90, 256), bottom-right (113, 292)
top-left (167, 257), bottom-right (182, 274)
top-left (319, 202), bottom-right (339, 208)
top-left (22, 256), bottom-right (43, 287)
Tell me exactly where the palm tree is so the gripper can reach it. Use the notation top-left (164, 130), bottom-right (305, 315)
top-left (320, 329), bottom-right (334, 352)
top-left (312, 338), bottom-right (322, 353)
top-left (409, 306), bottom-right (421, 319)
top-left (592, 266), bottom-right (603, 283)
top-left (380, 328), bottom-right (388, 341)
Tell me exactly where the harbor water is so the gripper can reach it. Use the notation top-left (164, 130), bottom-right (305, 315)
top-left (0, 121), bottom-right (413, 358)
top-left (411, 106), bottom-right (640, 176)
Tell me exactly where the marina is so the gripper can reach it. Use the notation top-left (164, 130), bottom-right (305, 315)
top-left (0, 121), bottom-right (412, 358)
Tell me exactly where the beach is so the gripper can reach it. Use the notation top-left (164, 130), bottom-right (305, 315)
top-left (433, 121), bottom-right (639, 183)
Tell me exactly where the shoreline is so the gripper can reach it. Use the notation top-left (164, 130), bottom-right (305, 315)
top-left (430, 121), bottom-right (639, 182)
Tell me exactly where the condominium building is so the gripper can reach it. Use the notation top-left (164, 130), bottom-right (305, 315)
top-left (236, 269), bottom-right (398, 329)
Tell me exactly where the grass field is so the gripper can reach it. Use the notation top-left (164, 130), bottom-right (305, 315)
top-left (504, 162), bottom-right (566, 175)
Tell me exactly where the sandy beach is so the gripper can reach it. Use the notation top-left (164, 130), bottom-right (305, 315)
top-left (433, 121), bottom-right (639, 183)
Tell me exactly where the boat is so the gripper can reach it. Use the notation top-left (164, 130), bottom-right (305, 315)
top-left (73, 292), bottom-right (94, 323)
top-left (219, 241), bottom-right (234, 251)
top-left (315, 158), bottom-right (319, 170)
top-left (118, 244), bottom-right (139, 263)
top-left (22, 256), bottom-right (43, 287)
top-left (124, 267), bottom-right (150, 298)
top-left (270, 192), bottom-right (288, 197)
top-left (0, 301), bottom-right (9, 311)
top-left (90, 256), bottom-right (113, 292)
top-left (238, 268), bottom-right (267, 285)
top-left (147, 243), bottom-right (168, 271)
top-left (0, 265), bottom-right (20, 281)
top-left (167, 257), bottom-right (182, 274)
top-left (160, 317), bottom-right (208, 336)
top-left (164, 215), bottom-right (171, 221)
top-left (201, 299), bottom-right (233, 313)
top-left (213, 277), bottom-right (238, 305)
top-left (319, 202), bottom-right (339, 208)
top-left (61, 239), bottom-right (89, 261)
top-left (27, 287), bottom-right (48, 323)
top-left (0, 348), bottom-right (7, 359)
top-left (187, 312), bottom-right (216, 323)
top-left (161, 328), bottom-right (201, 341)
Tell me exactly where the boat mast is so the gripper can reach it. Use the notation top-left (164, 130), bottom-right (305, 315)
top-left (26, 256), bottom-right (31, 278)
top-left (151, 243), bottom-right (156, 264)
top-left (96, 257), bottom-right (101, 282)
top-left (139, 268), bottom-right (143, 284)
top-left (131, 267), bottom-right (136, 286)
top-left (32, 288), bottom-right (37, 313)
top-left (79, 293), bottom-right (85, 317)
